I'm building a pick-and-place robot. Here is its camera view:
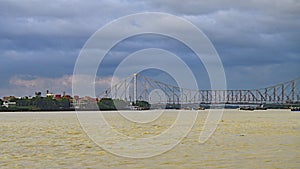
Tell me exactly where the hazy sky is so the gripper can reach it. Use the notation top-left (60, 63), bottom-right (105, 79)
top-left (1, 0), bottom-right (299, 97)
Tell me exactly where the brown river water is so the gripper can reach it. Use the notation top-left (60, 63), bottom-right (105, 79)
top-left (1, 109), bottom-right (299, 168)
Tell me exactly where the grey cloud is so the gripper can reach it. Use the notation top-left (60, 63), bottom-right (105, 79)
top-left (0, 0), bottom-right (299, 97)
top-left (147, 0), bottom-right (300, 17)
top-left (4, 74), bottom-right (117, 97)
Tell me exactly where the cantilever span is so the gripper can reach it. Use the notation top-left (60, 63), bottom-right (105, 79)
top-left (98, 74), bottom-right (300, 105)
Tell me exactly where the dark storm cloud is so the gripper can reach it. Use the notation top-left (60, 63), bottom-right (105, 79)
top-left (0, 0), bottom-right (299, 96)
top-left (170, 1), bottom-right (300, 86)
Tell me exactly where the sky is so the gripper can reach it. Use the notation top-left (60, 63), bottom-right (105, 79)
top-left (0, 0), bottom-right (300, 97)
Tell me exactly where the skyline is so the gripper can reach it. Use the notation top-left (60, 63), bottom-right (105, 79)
top-left (1, 0), bottom-right (300, 97)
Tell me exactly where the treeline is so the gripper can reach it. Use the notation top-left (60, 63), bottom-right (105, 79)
top-left (0, 96), bottom-right (71, 111)
top-left (0, 97), bottom-right (151, 111)
top-left (97, 98), bottom-right (151, 110)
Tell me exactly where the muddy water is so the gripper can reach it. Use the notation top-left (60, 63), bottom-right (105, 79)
top-left (1, 110), bottom-right (299, 168)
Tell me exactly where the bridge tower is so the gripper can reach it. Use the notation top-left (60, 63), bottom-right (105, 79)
top-left (133, 73), bottom-right (137, 104)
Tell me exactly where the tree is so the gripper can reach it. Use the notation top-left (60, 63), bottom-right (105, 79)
top-left (98, 98), bottom-right (116, 110)
top-left (33, 97), bottom-right (59, 110)
top-left (97, 98), bottom-right (129, 110)
top-left (57, 98), bottom-right (71, 110)
top-left (35, 91), bottom-right (42, 97)
top-left (133, 100), bottom-right (151, 110)
top-left (0, 99), bottom-right (3, 110)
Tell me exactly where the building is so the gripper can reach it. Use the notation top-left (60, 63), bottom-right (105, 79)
top-left (2, 101), bottom-right (16, 108)
top-left (2, 96), bottom-right (15, 102)
top-left (55, 94), bottom-right (62, 100)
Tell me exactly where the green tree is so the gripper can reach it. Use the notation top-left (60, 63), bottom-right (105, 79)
top-left (15, 97), bottom-right (32, 107)
top-left (57, 98), bottom-right (71, 110)
top-left (0, 99), bottom-right (3, 110)
top-left (133, 100), bottom-right (151, 110)
top-left (98, 98), bottom-right (116, 110)
top-left (35, 91), bottom-right (42, 97)
top-left (33, 97), bottom-right (59, 110)
top-left (97, 98), bottom-right (129, 110)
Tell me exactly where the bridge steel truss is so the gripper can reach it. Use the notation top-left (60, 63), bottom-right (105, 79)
top-left (98, 74), bottom-right (300, 105)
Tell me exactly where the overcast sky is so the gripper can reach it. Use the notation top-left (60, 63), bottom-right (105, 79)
top-left (0, 0), bottom-right (299, 97)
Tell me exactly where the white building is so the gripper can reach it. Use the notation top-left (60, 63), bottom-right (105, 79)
top-left (2, 101), bottom-right (16, 108)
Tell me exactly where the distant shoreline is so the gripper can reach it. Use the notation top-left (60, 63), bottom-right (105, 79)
top-left (0, 108), bottom-right (294, 113)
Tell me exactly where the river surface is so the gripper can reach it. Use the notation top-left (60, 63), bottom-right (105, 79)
top-left (1, 110), bottom-right (299, 168)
